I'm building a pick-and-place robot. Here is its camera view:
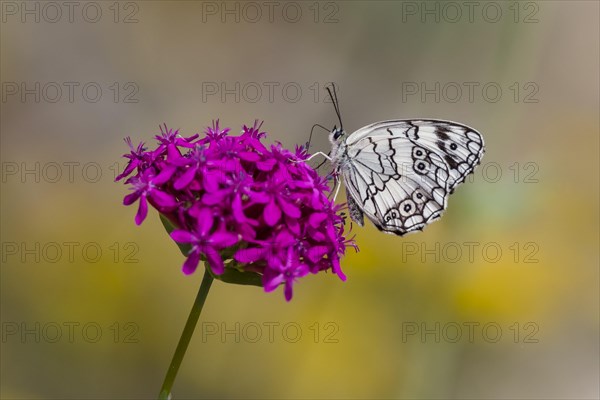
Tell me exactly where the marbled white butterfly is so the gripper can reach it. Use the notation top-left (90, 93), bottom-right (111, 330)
top-left (307, 84), bottom-right (485, 236)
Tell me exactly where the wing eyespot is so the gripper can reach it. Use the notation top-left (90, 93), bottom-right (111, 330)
top-left (414, 160), bottom-right (430, 175)
top-left (412, 146), bottom-right (427, 160)
top-left (399, 199), bottom-right (417, 217)
top-left (412, 189), bottom-right (427, 204)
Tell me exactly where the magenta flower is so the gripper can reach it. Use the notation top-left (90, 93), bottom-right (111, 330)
top-left (264, 247), bottom-right (309, 301)
top-left (118, 120), bottom-right (358, 301)
top-left (122, 169), bottom-right (178, 225)
top-left (170, 208), bottom-right (238, 275)
top-left (115, 137), bottom-right (146, 181)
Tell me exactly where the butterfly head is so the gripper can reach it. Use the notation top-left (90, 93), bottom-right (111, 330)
top-left (330, 125), bottom-right (346, 143)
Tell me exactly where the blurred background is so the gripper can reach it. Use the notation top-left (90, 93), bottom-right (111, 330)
top-left (1, 1), bottom-right (598, 399)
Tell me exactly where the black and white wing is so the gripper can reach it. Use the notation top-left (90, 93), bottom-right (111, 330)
top-left (405, 120), bottom-right (484, 190)
top-left (346, 119), bottom-right (485, 192)
top-left (340, 130), bottom-right (450, 235)
top-left (339, 119), bottom-right (484, 235)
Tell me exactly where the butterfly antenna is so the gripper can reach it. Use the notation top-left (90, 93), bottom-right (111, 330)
top-left (326, 83), bottom-right (343, 131)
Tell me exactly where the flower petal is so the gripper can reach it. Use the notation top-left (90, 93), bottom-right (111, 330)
top-left (238, 224), bottom-right (256, 241)
top-left (311, 191), bottom-right (324, 209)
top-left (221, 159), bottom-right (240, 172)
top-left (263, 270), bottom-right (284, 292)
top-left (204, 247), bottom-right (224, 275)
top-left (203, 172), bottom-right (220, 192)
top-left (115, 160), bottom-right (139, 181)
top-left (174, 166), bottom-right (197, 190)
top-left (211, 232), bottom-right (238, 248)
top-left (153, 165), bottom-right (177, 185)
top-left (170, 230), bottom-right (197, 243)
top-left (307, 245), bottom-right (328, 263)
top-left (284, 281), bottom-right (294, 301)
top-left (195, 208), bottom-right (214, 237)
top-left (311, 230), bottom-right (326, 241)
top-left (135, 195), bottom-right (148, 225)
top-left (274, 229), bottom-right (295, 247)
top-left (257, 159), bottom-right (276, 171)
top-left (202, 190), bottom-right (228, 205)
top-left (309, 212), bottom-right (327, 228)
top-left (264, 200), bottom-right (281, 226)
top-left (331, 256), bottom-right (347, 281)
top-left (232, 195), bottom-right (247, 223)
top-left (150, 190), bottom-right (177, 209)
top-left (167, 143), bottom-right (182, 162)
top-left (239, 151), bottom-right (261, 162)
top-left (286, 216), bottom-right (300, 236)
top-left (182, 251), bottom-right (201, 275)
top-left (123, 191), bottom-right (141, 206)
top-left (248, 190), bottom-right (270, 203)
top-left (278, 197), bottom-right (301, 218)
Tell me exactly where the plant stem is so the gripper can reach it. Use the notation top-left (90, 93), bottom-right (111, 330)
top-left (159, 267), bottom-right (214, 400)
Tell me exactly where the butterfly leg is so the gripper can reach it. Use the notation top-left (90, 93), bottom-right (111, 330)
top-left (305, 123), bottom-right (331, 152)
top-left (289, 151), bottom-right (332, 165)
top-left (332, 176), bottom-right (342, 202)
top-left (305, 151), bottom-right (332, 162)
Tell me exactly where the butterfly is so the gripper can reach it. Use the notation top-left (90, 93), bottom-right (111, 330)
top-left (306, 84), bottom-right (485, 236)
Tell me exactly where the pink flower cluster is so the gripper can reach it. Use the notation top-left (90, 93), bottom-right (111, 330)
top-left (117, 121), bottom-right (357, 300)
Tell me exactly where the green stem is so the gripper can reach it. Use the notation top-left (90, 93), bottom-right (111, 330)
top-left (159, 267), bottom-right (214, 400)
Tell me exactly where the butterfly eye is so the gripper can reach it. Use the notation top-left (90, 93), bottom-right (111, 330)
top-left (334, 129), bottom-right (344, 140)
